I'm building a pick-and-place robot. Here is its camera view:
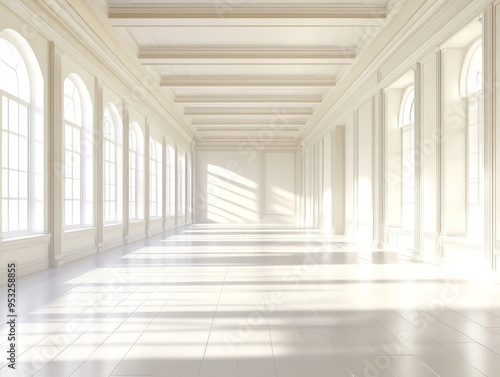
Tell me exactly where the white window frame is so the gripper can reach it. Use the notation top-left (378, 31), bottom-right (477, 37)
top-left (63, 76), bottom-right (93, 229)
top-left (0, 33), bottom-right (44, 238)
top-left (149, 138), bottom-right (162, 218)
top-left (103, 105), bottom-right (123, 224)
top-left (462, 41), bottom-right (484, 240)
top-left (167, 144), bottom-right (175, 216)
top-left (129, 122), bottom-right (144, 221)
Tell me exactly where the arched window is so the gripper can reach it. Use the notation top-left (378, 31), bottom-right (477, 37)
top-left (0, 31), bottom-right (44, 237)
top-left (103, 104), bottom-right (123, 223)
top-left (463, 42), bottom-right (483, 240)
top-left (129, 122), bottom-right (144, 220)
top-left (466, 44), bottom-right (483, 96)
top-left (178, 150), bottom-right (186, 215)
top-left (149, 138), bottom-right (162, 218)
top-left (399, 87), bottom-right (415, 231)
top-left (64, 75), bottom-right (93, 228)
top-left (167, 145), bottom-right (175, 216)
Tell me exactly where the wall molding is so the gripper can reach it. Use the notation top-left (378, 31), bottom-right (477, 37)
top-left (2, 0), bottom-right (193, 146)
top-left (302, 0), bottom-right (495, 146)
top-left (1, 234), bottom-right (52, 253)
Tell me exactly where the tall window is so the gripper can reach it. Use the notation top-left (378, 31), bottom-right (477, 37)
top-left (178, 151), bottom-right (186, 215)
top-left (1, 33), bottom-right (44, 236)
top-left (400, 87), bottom-right (415, 231)
top-left (103, 105), bottom-right (123, 223)
top-left (129, 122), bottom-right (144, 220)
top-left (63, 76), bottom-right (93, 228)
top-left (149, 138), bottom-right (162, 218)
top-left (167, 145), bottom-right (175, 216)
top-left (464, 43), bottom-right (483, 240)
top-left (186, 154), bottom-right (191, 217)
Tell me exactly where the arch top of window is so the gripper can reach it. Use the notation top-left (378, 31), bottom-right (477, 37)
top-left (64, 74), bottom-right (93, 128)
top-left (399, 87), bottom-right (415, 128)
top-left (461, 40), bottom-right (483, 97)
top-left (0, 29), bottom-right (43, 108)
top-left (103, 103), bottom-right (122, 141)
top-left (0, 38), bottom-right (30, 102)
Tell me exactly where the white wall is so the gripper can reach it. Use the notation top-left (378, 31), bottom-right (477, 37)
top-left (301, 0), bottom-right (500, 273)
top-left (194, 150), bottom-right (297, 224)
top-left (0, 1), bottom-right (194, 278)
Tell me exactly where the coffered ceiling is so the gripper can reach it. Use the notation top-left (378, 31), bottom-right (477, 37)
top-left (105, 0), bottom-right (403, 144)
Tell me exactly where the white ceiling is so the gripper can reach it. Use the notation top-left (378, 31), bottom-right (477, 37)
top-left (105, 1), bottom-right (401, 143)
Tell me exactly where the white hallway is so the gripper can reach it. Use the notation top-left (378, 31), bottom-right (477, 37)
top-left (1, 0), bottom-right (500, 376)
top-left (1, 225), bottom-right (500, 377)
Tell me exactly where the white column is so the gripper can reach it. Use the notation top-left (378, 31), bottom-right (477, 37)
top-left (144, 119), bottom-right (150, 236)
top-left (414, 65), bottom-right (423, 257)
top-left (332, 126), bottom-right (345, 236)
top-left (373, 91), bottom-right (385, 247)
top-left (483, 4), bottom-right (496, 269)
top-left (49, 42), bottom-right (65, 267)
top-left (419, 50), bottom-right (443, 263)
top-left (353, 111), bottom-right (359, 238)
top-left (191, 141), bottom-right (196, 224)
top-left (122, 108), bottom-right (130, 242)
top-left (440, 47), bottom-right (468, 237)
top-left (174, 144), bottom-right (178, 228)
top-left (94, 79), bottom-right (104, 251)
top-left (162, 136), bottom-right (167, 230)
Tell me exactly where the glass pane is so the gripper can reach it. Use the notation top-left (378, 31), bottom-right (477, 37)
top-left (2, 132), bottom-right (8, 168)
top-left (18, 104), bottom-right (28, 137)
top-left (19, 199), bottom-right (27, 230)
top-left (469, 183), bottom-right (479, 204)
top-left (73, 180), bottom-right (80, 200)
top-left (9, 170), bottom-right (18, 198)
top-left (9, 100), bottom-right (18, 133)
top-left (2, 199), bottom-right (8, 232)
top-left (65, 178), bottom-right (73, 200)
top-left (19, 172), bottom-right (27, 199)
top-left (469, 153), bottom-right (479, 180)
top-left (2, 170), bottom-right (8, 197)
top-left (73, 201), bottom-right (80, 225)
top-left (73, 128), bottom-right (81, 154)
top-left (468, 124), bottom-right (478, 153)
top-left (1, 97), bottom-right (8, 131)
top-left (18, 137), bottom-right (28, 172)
top-left (9, 134), bottom-right (18, 170)
top-left (109, 143), bottom-right (115, 163)
top-left (65, 200), bottom-right (73, 226)
top-left (9, 200), bottom-right (18, 231)
top-left (72, 152), bottom-right (81, 178)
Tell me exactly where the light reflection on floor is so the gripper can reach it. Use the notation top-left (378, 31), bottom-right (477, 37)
top-left (0, 225), bottom-right (499, 377)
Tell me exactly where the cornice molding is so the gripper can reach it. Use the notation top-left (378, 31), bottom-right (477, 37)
top-left (3, 0), bottom-right (194, 146)
top-left (109, 3), bottom-right (387, 20)
top-left (302, 0), bottom-right (494, 146)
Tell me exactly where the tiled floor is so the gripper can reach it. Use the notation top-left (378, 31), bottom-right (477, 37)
top-left (1, 225), bottom-right (500, 377)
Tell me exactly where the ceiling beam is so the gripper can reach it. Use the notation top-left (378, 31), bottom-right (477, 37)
top-left (161, 76), bottom-right (335, 88)
top-left (191, 118), bottom-right (306, 126)
top-left (196, 130), bottom-right (298, 140)
top-left (109, 4), bottom-right (387, 24)
top-left (184, 107), bottom-right (313, 116)
top-left (193, 125), bottom-right (303, 131)
top-left (175, 95), bottom-right (323, 106)
top-left (139, 47), bottom-right (355, 64)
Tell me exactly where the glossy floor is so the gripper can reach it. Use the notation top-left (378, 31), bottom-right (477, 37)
top-left (1, 225), bottom-right (500, 377)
